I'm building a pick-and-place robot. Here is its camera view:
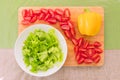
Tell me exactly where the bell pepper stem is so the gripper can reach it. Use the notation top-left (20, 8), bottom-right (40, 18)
top-left (84, 8), bottom-right (90, 12)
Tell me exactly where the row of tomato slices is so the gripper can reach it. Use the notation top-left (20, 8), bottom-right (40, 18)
top-left (21, 8), bottom-right (103, 64)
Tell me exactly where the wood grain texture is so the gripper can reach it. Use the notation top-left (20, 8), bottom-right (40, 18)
top-left (0, 49), bottom-right (120, 80)
top-left (18, 7), bottom-right (104, 66)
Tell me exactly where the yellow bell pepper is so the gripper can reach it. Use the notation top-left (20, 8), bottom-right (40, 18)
top-left (78, 8), bottom-right (102, 36)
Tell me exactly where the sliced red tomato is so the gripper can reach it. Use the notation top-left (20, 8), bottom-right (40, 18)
top-left (87, 44), bottom-right (95, 49)
top-left (55, 14), bottom-right (62, 21)
top-left (24, 16), bottom-right (31, 21)
top-left (70, 28), bottom-right (76, 37)
top-left (60, 25), bottom-right (70, 30)
top-left (55, 9), bottom-right (63, 16)
top-left (64, 8), bottom-right (71, 18)
top-left (74, 45), bottom-right (79, 54)
top-left (71, 38), bottom-right (78, 45)
top-left (64, 30), bottom-right (72, 39)
top-left (38, 13), bottom-right (45, 20)
top-left (81, 53), bottom-right (88, 58)
top-left (95, 48), bottom-right (103, 54)
top-left (44, 14), bottom-right (51, 21)
top-left (59, 22), bottom-right (68, 26)
top-left (61, 17), bottom-right (69, 22)
top-left (41, 8), bottom-right (48, 14)
top-left (78, 38), bottom-right (84, 47)
top-left (84, 59), bottom-right (93, 64)
top-left (30, 15), bottom-right (37, 23)
top-left (79, 48), bottom-right (86, 52)
top-left (33, 10), bottom-right (41, 16)
top-left (29, 9), bottom-right (34, 17)
top-left (47, 18), bottom-right (57, 24)
top-left (22, 9), bottom-right (28, 17)
top-left (21, 20), bottom-right (30, 25)
top-left (93, 55), bottom-right (101, 63)
top-left (83, 40), bottom-right (89, 48)
top-left (94, 41), bottom-right (101, 47)
top-left (48, 9), bottom-right (54, 18)
top-left (67, 21), bottom-right (74, 28)
top-left (78, 57), bottom-right (84, 64)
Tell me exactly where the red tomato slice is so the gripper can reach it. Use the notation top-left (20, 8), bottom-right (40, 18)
top-left (60, 25), bottom-right (70, 30)
top-left (71, 38), bottom-right (78, 46)
top-left (47, 18), bottom-right (57, 24)
top-left (59, 22), bottom-right (68, 26)
top-left (74, 45), bottom-right (79, 54)
top-left (70, 28), bottom-right (76, 37)
top-left (41, 8), bottom-right (48, 14)
top-left (55, 9), bottom-right (63, 16)
top-left (83, 40), bottom-right (89, 48)
top-left (22, 9), bottom-right (28, 17)
top-left (29, 9), bottom-right (34, 17)
top-left (84, 59), bottom-right (93, 64)
top-left (44, 14), bottom-right (51, 21)
top-left (48, 9), bottom-right (54, 18)
top-left (24, 16), bottom-right (31, 21)
top-left (94, 41), bottom-right (102, 47)
top-left (93, 55), bottom-right (101, 63)
top-left (67, 21), bottom-right (74, 28)
top-left (64, 30), bottom-right (72, 39)
top-left (38, 13), bottom-right (45, 20)
top-left (81, 52), bottom-right (88, 58)
top-left (78, 38), bottom-right (84, 47)
top-left (95, 48), bottom-right (103, 54)
top-left (30, 16), bottom-right (37, 23)
top-left (78, 57), bottom-right (84, 64)
top-left (21, 20), bottom-right (30, 25)
top-left (64, 8), bottom-right (71, 18)
top-left (55, 14), bottom-right (62, 21)
top-left (79, 48), bottom-right (86, 52)
top-left (34, 10), bottom-right (41, 16)
top-left (61, 17), bottom-right (69, 22)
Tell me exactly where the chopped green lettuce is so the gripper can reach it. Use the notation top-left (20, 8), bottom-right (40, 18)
top-left (22, 29), bottom-right (63, 73)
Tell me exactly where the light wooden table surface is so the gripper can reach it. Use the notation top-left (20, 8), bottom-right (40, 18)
top-left (0, 49), bottom-right (120, 80)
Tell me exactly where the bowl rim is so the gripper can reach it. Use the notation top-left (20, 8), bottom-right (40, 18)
top-left (14, 24), bottom-right (68, 77)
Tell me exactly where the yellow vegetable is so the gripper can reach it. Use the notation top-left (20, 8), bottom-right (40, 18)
top-left (78, 8), bottom-right (102, 36)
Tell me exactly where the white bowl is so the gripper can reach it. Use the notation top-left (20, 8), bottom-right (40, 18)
top-left (14, 24), bottom-right (67, 77)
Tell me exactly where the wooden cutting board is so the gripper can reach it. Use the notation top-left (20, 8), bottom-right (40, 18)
top-left (18, 7), bottom-right (104, 66)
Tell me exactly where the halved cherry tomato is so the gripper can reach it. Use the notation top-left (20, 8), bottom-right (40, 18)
top-left (21, 20), bottom-right (30, 25)
top-left (93, 55), bottom-right (101, 63)
top-left (78, 57), bottom-right (84, 64)
top-left (48, 9), bottom-right (54, 18)
top-left (41, 8), bottom-right (48, 14)
top-left (30, 16), bottom-right (37, 23)
top-left (94, 41), bottom-right (101, 47)
top-left (55, 9), bottom-right (63, 16)
top-left (64, 8), bottom-right (71, 18)
top-left (60, 25), bottom-right (70, 30)
top-left (55, 14), bottom-right (62, 21)
top-left (83, 40), bottom-right (89, 48)
top-left (84, 59), bottom-right (93, 64)
top-left (22, 9), bottom-right (28, 17)
top-left (47, 18), bottom-right (57, 24)
top-left (64, 30), bottom-right (72, 39)
top-left (71, 38), bottom-right (78, 45)
top-left (38, 13), bottom-right (45, 20)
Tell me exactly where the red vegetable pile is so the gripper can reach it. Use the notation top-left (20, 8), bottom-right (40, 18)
top-left (21, 8), bottom-right (103, 64)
